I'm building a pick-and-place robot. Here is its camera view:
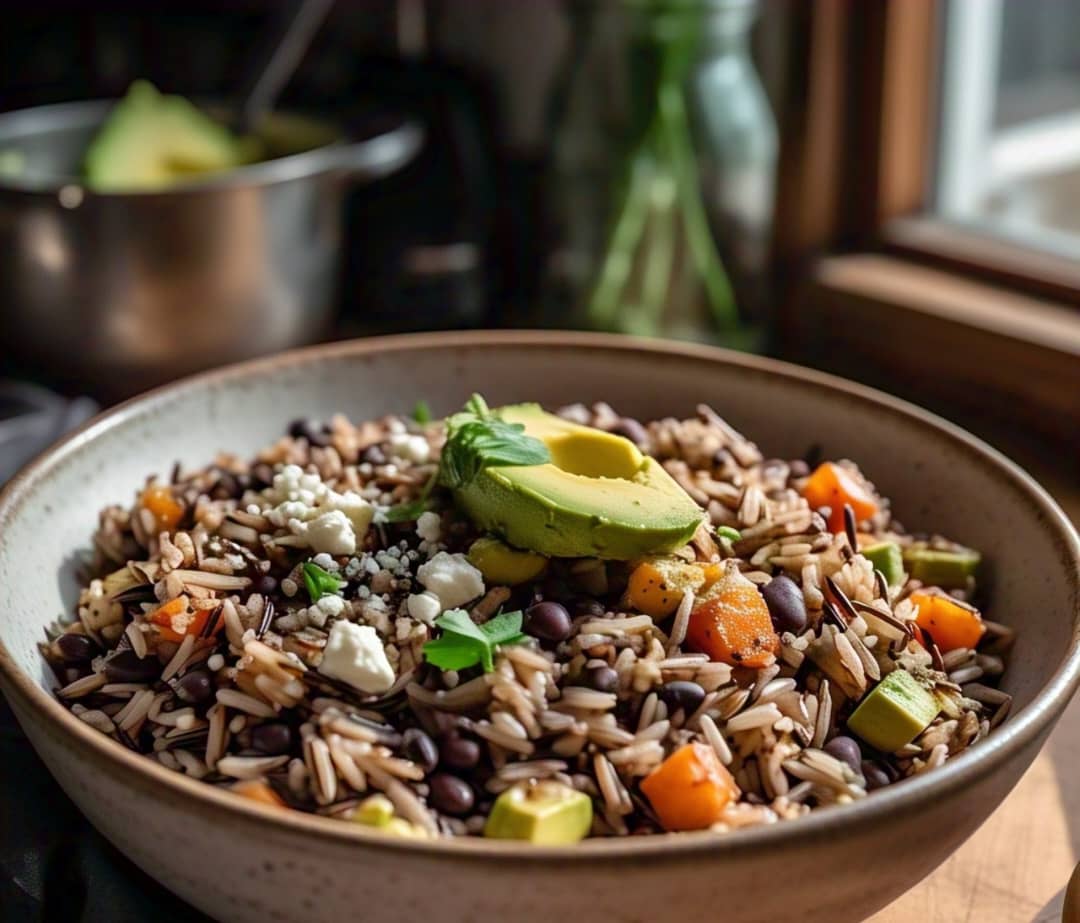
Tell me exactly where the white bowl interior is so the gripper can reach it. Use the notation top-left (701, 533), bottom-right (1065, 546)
top-left (0, 338), bottom-right (1075, 719)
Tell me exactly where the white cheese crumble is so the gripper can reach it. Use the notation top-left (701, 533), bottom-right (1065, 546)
top-left (416, 552), bottom-right (485, 610)
top-left (318, 621), bottom-right (395, 694)
top-left (407, 591), bottom-right (442, 626)
top-left (388, 432), bottom-right (431, 464)
top-left (259, 464), bottom-right (373, 556)
top-left (416, 510), bottom-right (442, 543)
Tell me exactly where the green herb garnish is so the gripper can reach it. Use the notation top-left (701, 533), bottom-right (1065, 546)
top-left (422, 608), bottom-right (528, 673)
top-left (302, 562), bottom-right (345, 602)
top-left (437, 394), bottom-right (551, 490)
top-left (412, 400), bottom-right (432, 424)
top-left (717, 526), bottom-right (742, 542)
top-left (384, 393), bottom-right (551, 522)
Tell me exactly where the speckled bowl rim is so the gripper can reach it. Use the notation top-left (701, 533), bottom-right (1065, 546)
top-left (1, 330), bottom-right (1077, 866)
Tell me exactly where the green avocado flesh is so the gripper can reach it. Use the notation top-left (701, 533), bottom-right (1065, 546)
top-left (862, 542), bottom-right (905, 587)
top-left (847, 669), bottom-right (940, 753)
top-left (903, 545), bottom-right (980, 589)
top-left (84, 81), bottom-right (253, 191)
top-left (452, 404), bottom-right (704, 560)
top-left (484, 782), bottom-right (593, 844)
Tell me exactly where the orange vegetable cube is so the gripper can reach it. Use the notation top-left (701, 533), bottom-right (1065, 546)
top-left (231, 780), bottom-right (286, 808)
top-left (911, 591), bottom-right (985, 652)
top-left (641, 742), bottom-right (739, 831)
top-left (801, 462), bottom-right (878, 534)
top-left (141, 484), bottom-right (184, 534)
top-left (626, 557), bottom-right (711, 619)
top-left (149, 594), bottom-right (220, 642)
top-left (686, 565), bottom-right (779, 668)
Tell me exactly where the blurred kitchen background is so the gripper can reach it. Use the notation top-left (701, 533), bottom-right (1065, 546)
top-left (0, 0), bottom-right (1077, 434)
top-left (0, 2), bottom-right (1078, 919)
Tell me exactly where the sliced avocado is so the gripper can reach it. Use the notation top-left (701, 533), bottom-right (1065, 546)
top-left (84, 81), bottom-right (247, 191)
top-left (903, 545), bottom-right (980, 589)
top-left (847, 669), bottom-right (940, 753)
top-left (453, 405), bottom-right (704, 560)
top-left (484, 780), bottom-right (593, 844)
top-left (467, 536), bottom-right (548, 585)
top-left (862, 542), bottom-right (905, 587)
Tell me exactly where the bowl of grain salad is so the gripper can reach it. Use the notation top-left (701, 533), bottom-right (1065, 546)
top-left (0, 331), bottom-right (1076, 923)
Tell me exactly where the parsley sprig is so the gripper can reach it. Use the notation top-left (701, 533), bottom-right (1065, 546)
top-left (422, 608), bottom-right (528, 673)
top-left (302, 561), bottom-right (345, 602)
top-left (385, 394), bottom-right (551, 523)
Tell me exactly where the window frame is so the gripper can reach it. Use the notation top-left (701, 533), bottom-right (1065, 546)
top-left (770, 0), bottom-right (1080, 446)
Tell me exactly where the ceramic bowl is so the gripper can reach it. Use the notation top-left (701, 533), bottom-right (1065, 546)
top-left (0, 332), bottom-right (1077, 923)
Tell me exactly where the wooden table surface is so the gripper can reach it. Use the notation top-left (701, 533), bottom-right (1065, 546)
top-left (871, 438), bottom-right (1080, 923)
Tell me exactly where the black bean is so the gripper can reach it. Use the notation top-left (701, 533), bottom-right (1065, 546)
top-left (251, 723), bottom-right (293, 756)
top-left (428, 773), bottom-right (474, 816)
top-left (287, 418), bottom-right (331, 447)
top-left (252, 574), bottom-right (278, 597)
top-left (104, 650), bottom-right (161, 684)
top-left (585, 665), bottom-right (619, 693)
top-left (57, 633), bottom-right (100, 663)
top-left (862, 760), bottom-right (892, 791)
top-left (439, 734), bottom-right (481, 770)
top-left (659, 680), bottom-right (706, 716)
top-left (402, 728), bottom-right (439, 774)
top-left (824, 735), bottom-right (862, 774)
top-left (761, 575), bottom-right (808, 634)
top-left (610, 418), bottom-right (649, 447)
top-left (251, 463), bottom-right (275, 488)
top-left (524, 601), bottom-right (572, 642)
top-left (361, 445), bottom-right (387, 465)
top-left (175, 669), bottom-right (214, 704)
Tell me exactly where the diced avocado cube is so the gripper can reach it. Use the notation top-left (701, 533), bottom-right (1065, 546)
top-left (484, 781), bottom-right (593, 844)
top-left (903, 546), bottom-right (980, 589)
top-left (862, 542), bottom-right (905, 587)
top-left (468, 536), bottom-right (548, 586)
top-left (353, 793), bottom-right (395, 827)
top-left (847, 669), bottom-right (940, 753)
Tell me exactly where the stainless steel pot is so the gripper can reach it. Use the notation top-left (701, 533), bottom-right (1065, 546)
top-left (0, 100), bottom-right (421, 397)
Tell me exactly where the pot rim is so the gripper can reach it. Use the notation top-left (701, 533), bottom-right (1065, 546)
top-left (0, 330), bottom-right (1077, 864)
top-left (0, 97), bottom-right (421, 197)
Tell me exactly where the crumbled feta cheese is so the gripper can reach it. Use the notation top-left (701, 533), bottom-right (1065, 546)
top-left (407, 591), bottom-right (442, 625)
top-left (388, 432), bottom-right (430, 464)
top-left (289, 510), bottom-right (355, 556)
top-left (416, 511), bottom-right (442, 543)
top-left (416, 552), bottom-right (484, 609)
top-left (259, 464), bottom-right (373, 555)
top-left (316, 594), bottom-right (346, 618)
top-left (312, 552), bottom-right (337, 571)
top-left (318, 621), bottom-right (395, 694)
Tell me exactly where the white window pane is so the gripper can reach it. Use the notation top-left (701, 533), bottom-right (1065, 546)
top-left (935, 0), bottom-right (1080, 252)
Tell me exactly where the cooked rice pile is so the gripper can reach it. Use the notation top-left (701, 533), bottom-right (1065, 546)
top-left (44, 404), bottom-right (1013, 839)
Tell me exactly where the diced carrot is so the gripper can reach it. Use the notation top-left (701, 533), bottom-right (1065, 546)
top-left (801, 462), bottom-right (878, 534)
top-left (641, 742), bottom-right (739, 831)
top-left (140, 484), bottom-right (184, 533)
top-left (148, 594), bottom-right (221, 642)
top-left (626, 557), bottom-right (708, 619)
top-left (911, 591), bottom-right (985, 652)
top-left (686, 564), bottom-right (779, 668)
top-left (231, 780), bottom-right (286, 808)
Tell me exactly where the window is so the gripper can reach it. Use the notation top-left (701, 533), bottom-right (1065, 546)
top-left (936, 0), bottom-right (1080, 256)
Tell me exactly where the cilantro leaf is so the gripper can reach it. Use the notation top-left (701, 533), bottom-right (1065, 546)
top-left (412, 400), bottom-right (432, 424)
top-left (437, 394), bottom-right (551, 491)
top-left (302, 562), bottom-right (345, 602)
top-left (422, 608), bottom-right (528, 673)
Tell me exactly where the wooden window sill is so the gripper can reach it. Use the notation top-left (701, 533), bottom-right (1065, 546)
top-left (783, 253), bottom-right (1080, 448)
